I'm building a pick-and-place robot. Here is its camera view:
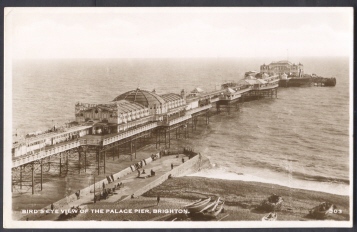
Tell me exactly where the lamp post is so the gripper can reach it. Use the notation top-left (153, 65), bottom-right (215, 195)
top-left (92, 171), bottom-right (96, 204)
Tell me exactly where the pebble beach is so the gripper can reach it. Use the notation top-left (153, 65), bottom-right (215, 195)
top-left (73, 176), bottom-right (349, 221)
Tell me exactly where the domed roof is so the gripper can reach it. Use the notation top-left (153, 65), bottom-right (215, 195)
top-left (113, 88), bottom-right (166, 107)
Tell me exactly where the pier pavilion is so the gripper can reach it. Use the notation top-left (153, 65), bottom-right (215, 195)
top-left (260, 60), bottom-right (304, 77)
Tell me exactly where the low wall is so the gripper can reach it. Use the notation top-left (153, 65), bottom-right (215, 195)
top-left (41, 152), bottom-right (161, 211)
top-left (123, 153), bottom-right (202, 201)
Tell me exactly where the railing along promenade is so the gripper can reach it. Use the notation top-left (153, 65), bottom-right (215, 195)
top-left (12, 122), bottom-right (158, 168)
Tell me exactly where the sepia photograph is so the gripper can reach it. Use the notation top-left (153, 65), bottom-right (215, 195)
top-left (3, 7), bottom-right (353, 228)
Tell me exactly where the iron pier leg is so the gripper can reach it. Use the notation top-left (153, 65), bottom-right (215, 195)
top-left (59, 154), bottom-right (62, 175)
top-left (158, 130), bottom-right (161, 147)
top-left (20, 166), bottom-right (23, 190)
top-left (66, 153), bottom-right (69, 173)
top-left (206, 111), bottom-right (209, 125)
top-left (11, 170), bottom-right (13, 193)
top-left (187, 122), bottom-right (190, 138)
top-left (134, 138), bottom-right (137, 159)
top-left (84, 150), bottom-right (87, 173)
top-left (97, 150), bottom-right (100, 175)
top-left (130, 140), bottom-right (133, 155)
top-left (130, 141), bottom-right (133, 161)
top-left (40, 159), bottom-right (43, 191)
top-left (155, 131), bottom-right (158, 149)
top-left (168, 129), bottom-right (171, 148)
top-left (117, 144), bottom-right (120, 159)
top-left (104, 151), bottom-right (106, 174)
top-left (164, 129), bottom-right (167, 148)
top-left (79, 150), bottom-right (81, 174)
top-left (31, 162), bottom-right (34, 195)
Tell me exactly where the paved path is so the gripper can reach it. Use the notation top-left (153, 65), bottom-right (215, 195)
top-left (23, 153), bottom-right (188, 221)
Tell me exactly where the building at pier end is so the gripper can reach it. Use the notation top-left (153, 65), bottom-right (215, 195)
top-left (260, 60), bottom-right (304, 77)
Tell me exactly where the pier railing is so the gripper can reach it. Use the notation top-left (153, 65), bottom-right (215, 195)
top-left (257, 84), bottom-right (279, 90)
top-left (186, 104), bottom-right (212, 115)
top-left (13, 122), bottom-right (159, 167)
top-left (12, 140), bottom-right (82, 168)
top-left (103, 122), bottom-right (158, 146)
top-left (220, 94), bottom-right (242, 101)
top-left (210, 97), bottom-right (220, 103)
top-left (158, 114), bottom-right (192, 127)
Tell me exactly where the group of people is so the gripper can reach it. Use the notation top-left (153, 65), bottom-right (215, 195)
top-left (94, 182), bottom-right (124, 203)
top-left (130, 159), bottom-right (147, 171)
top-left (151, 153), bottom-right (159, 161)
top-left (183, 147), bottom-right (197, 158)
top-left (136, 168), bottom-right (155, 177)
top-left (106, 174), bottom-right (115, 183)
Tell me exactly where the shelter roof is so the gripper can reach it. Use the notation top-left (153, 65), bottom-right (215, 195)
top-left (226, 88), bottom-right (236, 93)
top-left (257, 79), bottom-right (267, 84)
top-left (115, 100), bottom-right (146, 114)
top-left (161, 93), bottom-right (183, 102)
top-left (245, 79), bottom-right (259, 85)
top-left (269, 60), bottom-right (293, 66)
top-left (191, 87), bottom-right (205, 93)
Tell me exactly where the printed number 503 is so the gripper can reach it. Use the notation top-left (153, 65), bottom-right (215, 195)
top-left (328, 209), bottom-right (342, 214)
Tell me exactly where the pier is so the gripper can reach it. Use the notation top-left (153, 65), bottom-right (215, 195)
top-left (11, 80), bottom-right (278, 196)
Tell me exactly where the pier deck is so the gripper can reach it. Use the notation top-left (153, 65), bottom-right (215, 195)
top-left (12, 83), bottom-right (279, 197)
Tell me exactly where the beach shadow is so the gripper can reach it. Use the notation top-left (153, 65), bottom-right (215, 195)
top-left (142, 204), bottom-right (157, 209)
top-left (250, 208), bottom-right (266, 214)
top-left (80, 202), bottom-right (95, 206)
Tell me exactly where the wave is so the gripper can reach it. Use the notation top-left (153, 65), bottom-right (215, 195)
top-left (188, 165), bottom-right (350, 196)
top-left (295, 172), bottom-right (349, 185)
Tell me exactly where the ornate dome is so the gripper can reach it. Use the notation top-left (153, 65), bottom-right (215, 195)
top-left (113, 88), bottom-right (166, 108)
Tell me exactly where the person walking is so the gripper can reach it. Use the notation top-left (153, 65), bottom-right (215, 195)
top-left (171, 163), bottom-right (174, 170)
top-left (157, 195), bottom-right (161, 206)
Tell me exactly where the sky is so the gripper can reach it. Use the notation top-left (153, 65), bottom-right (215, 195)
top-left (5, 7), bottom-right (353, 59)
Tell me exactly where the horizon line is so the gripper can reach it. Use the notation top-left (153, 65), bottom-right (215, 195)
top-left (12, 55), bottom-right (350, 60)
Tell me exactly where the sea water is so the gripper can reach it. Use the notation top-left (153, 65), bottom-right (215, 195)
top-left (12, 57), bottom-right (350, 195)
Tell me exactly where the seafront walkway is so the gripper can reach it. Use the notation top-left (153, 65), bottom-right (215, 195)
top-left (20, 151), bottom-right (191, 221)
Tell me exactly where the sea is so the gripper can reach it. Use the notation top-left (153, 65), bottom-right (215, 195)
top-left (11, 57), bottom-right (351, 196)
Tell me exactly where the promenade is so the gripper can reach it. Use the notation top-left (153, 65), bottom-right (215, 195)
top-left (19, 150), bottom-right (196, 221)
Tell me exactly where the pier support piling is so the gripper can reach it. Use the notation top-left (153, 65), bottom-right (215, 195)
top-left (168, 129), bottom-right (171, 148)
top-left (134, 139), bottom-right (137, 159)
top-left (117, 144), bottom-right (120, 159)
top-left (31, 162), bottom-right (34, 195)
top-left (20, 166), bottom-right (22, 190)
top-left (66, 152), bottom-right (69, 173)
top-left (164, 130), bottom-right (167, 148)
top-left (84, 149), bottom-right (87, 173)
top-left (78, 150), bottom-right (81, 174)
top-left (40, 159), bottom-right (43, 191)
top-left (97, 149), bottom-right (100, 175)
top-left (104, 151), bottom-right (106, 174)
top-left (59, 154), bottom-right (62, 175)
